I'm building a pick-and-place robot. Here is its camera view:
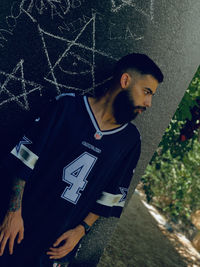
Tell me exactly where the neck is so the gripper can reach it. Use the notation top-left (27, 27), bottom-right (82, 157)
top-left (88, 90), bottom-right (122, 130)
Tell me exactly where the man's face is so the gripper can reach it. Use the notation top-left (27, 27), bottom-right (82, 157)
top-left (113, 73), bottom-right (159, 124)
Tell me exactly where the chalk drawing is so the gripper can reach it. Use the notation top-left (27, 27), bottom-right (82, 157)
top-left (44, 78), bottom-right (86, 92)
top-left (6, 2), bottom-right (21, 28)
top-left (0, 0), bottom-right (74, 48)
top-left (35, 0), bottom-right (48, 15)
top-left (21, 0), bottom-right (85, 19)
top-left (0, 30), bottom-right (13, 48)
top-left (37, 0), bottom-right (69, 18)
top-left (150, 0), bottom-right (154, 21)
top-left (0, 0), bottom-right (138, 107)
top-left (91, 10), bottom-right (96, 89)
top-left (71, 0), bottom-right (84, 9)
top-left (38, 11), bottom-right (117, 94)
top-left (0, 0), bottom-right (27, 48)
top-left (0, 0), bottom-right (69, 46)
top-left (83, 76), bottom-right (113, 95)
top-left (111, 0), bottom-right (134, 13)
top-left (48, 0), bottom-right (65, 20)
top-left (21, 7), bottom-right (38, 23)
top-left (38, 25), bottom-right (61, 94)
top-left (15, 6), bottom-right (114, 96)
top-left (58, 52), bottom-right (93, 75)
top-left (125, 26), bottom-right (144, 40)
top-left (45, 76), bottom-right (113, 95)
top-left (24, 0), bottom-right (35, 14)
top-left (0, 0), bottom-right (87, 48)
top-left (22, 0), bottom-right (61, 18)
top-left (6, 16), bottom-right (17, 29)
top-left (10, 1), bottom-right (22, 18)
top-left (58, 14), bottom-right (91, 34)
top-left (0, 60), bottom-right (43, 109)
top-left (20, 0), bottom-right (29, 10)
top-left (58, 21), bottom-right (71, 33)
top-left (109, 23), bottom-right (144, 40)
top-left (111, 0), bottom-right (154, 21)
top-left (59, 0), bottom-right (71, 15)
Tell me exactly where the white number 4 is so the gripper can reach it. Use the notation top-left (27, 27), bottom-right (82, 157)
top-left (61, 152), bottom-right (97, 204)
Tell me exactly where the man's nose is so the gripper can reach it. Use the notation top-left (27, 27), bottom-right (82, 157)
top-left (145, 96), bottom-right (152, 107)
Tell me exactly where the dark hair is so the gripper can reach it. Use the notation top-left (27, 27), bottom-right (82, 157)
top-left (113, 53), bottom-right (164, 84)
top-left (94, 53), bottom-right (164, 99)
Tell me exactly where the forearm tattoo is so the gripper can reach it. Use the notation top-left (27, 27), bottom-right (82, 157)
top-left (8, 178), bottom-right (26, 212)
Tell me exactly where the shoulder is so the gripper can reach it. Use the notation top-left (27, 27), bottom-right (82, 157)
top-left (126, 123), bottom-right (141, 144)
top-left (125, 124), bottom-right (141, 161)
top-left (53, 92), bottom-right (80, 109)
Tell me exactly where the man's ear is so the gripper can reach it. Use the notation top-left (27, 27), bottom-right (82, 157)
top-left (120, 73), bottom-right (132, 89)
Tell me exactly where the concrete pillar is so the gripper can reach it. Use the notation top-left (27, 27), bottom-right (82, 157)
top-left (0, 0), bottom-right (199, 266)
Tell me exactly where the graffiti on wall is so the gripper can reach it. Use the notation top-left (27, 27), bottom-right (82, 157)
top-left (0, 0), bottom-right (154, 110)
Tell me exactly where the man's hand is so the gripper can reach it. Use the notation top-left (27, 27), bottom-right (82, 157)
top-left (0, 210), bottom-right (24, 256)
top-left (47, 225), bottom-right (85, 260)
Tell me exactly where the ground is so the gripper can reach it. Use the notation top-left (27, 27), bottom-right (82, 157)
top-left (98, 193), bottom-right (200, 267)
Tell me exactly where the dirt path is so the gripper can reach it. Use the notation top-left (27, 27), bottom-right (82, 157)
top-left (98, 193), bottom-right (200, 267)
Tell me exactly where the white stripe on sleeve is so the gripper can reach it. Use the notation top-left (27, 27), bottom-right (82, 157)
top-left (96, 192), bottom-right (125, 207)
top-left (11, 144), bottom-right (39, 170)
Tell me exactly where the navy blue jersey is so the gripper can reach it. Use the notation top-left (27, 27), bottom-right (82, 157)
top-left (2, 93), bottom-right (141, 253)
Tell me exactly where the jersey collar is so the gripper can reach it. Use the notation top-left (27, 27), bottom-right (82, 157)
top-left (83, 96), bottom-right (128, 138)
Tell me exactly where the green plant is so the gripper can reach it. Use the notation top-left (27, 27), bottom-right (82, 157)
top-left (142, 66), bottom-right (200, 227)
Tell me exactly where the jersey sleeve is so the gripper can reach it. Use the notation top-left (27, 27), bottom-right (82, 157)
top-left (91, 140), bottom-right (141, 218)
top-left (2, 94), bottom-right (73, 182)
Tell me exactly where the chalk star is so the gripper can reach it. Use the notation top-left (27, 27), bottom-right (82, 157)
top-left (16, 135), bottom-right (32, 154)
top-left (119, 187), bottom-right (128, 202)
top-left (0, 59), bottom-right (43, 109)
top-left (38, 10), bottom-right (117, 95)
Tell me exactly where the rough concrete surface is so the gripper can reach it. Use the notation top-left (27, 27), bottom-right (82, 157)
top-left (98, 194), bottom-right (199, 267)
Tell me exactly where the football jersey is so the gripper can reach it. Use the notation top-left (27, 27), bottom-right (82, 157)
top-left (2, 93), bottom-right (141, 252)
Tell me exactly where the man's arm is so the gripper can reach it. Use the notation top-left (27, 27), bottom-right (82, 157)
top-left (0, 177), bottom-right (25, 256)
top-left (81, 212), bottom-right (100, 228)
top-left (8, 177), bottom-right (26, 212)
top-left (47, 212), bottom-right (99, 260)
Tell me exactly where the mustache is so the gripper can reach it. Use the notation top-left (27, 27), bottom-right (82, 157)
top-left (134, 106), bottom-right (147, 111)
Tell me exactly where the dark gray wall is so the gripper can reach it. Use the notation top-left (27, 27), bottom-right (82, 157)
top-left (0, 0), bottom-right (200, 266)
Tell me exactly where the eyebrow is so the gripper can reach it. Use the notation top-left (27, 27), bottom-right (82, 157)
top-left (145, 87), bottom-right (156, 96)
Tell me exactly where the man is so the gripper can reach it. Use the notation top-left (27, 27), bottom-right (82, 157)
top-left (0, 53), bottom-right (163, 266)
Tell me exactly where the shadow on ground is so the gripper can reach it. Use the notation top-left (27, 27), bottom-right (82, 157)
top-left (98, 193), bottom-right (197, 267)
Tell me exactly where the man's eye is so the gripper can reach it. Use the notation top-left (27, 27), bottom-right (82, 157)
top-left (144, 90), bottom-right (149, 95)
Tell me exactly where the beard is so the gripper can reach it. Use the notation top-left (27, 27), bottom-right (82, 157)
top-left (113, 90), bottom-right (146, 124)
